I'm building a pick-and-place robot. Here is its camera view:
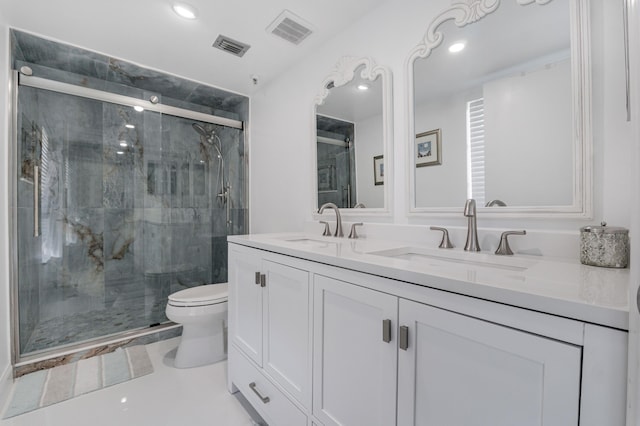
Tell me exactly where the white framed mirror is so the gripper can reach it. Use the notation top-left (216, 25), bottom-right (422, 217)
top-left (312, 56), bottom-right (393, 215)
top-left (407, 0), bottom-right (592, 218)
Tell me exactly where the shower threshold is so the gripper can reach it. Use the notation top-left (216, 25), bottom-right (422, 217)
top-left (14, 322), bottom-right (180, 375)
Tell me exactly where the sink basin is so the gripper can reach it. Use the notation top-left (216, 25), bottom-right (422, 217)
top-left (281, 237), bottom-right (339, 248)
top-left (367, 247), bottom-right (531, 272)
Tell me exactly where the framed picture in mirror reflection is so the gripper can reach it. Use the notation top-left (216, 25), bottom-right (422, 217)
top-left (415, 129), bottom-right (442, 167)
top-left (373, 155), bottom-right (384, 185)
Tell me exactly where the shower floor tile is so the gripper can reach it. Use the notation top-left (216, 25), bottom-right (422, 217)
top-left (22, 296), bottom-right (167, 355)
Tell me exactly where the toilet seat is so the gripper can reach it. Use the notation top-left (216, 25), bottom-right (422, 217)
top-left (168, 283), bottom-right (228, 307)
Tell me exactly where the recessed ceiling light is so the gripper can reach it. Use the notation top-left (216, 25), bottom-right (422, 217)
top-left (172, 3), bottom-right (198, 20)
top-left (119, 141), bottom-right (128, 147)
top-left (116, 151), bottom-right (125, 155)
top-left (357, 84), bottom-right (369, 91)
top-left (133, 106), bottom-right (144, 112)
top-left (125, 124), bottom-right (135, 129)
top-left (448, 41), bottom-right (466, 53)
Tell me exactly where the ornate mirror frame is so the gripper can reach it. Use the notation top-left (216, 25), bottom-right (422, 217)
top-left (312, 56), bottom-right (394, 217)
top-left (406, 0), bottom-right (593, 218)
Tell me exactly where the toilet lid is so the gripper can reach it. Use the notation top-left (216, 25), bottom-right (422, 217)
top-left (168, 283), bottom-right (228, 307)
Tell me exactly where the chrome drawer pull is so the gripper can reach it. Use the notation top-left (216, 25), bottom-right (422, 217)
top-left (249, 382), bottom-right (270, 404)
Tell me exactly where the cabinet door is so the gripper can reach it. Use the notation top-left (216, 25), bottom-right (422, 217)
top-left (397, 299), bottom-right (582, 426)
top-left (228, 246), bottom-right (264, 366)
top-left (313, 275), bottom-right (397, 426)
top-left (263, 260), bottom-right (311, 408)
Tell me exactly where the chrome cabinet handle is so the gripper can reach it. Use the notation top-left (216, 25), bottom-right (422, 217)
top-left (260, 273), bottom-right (266, 288)
top-left (33, 165), bottom-right (40, 237)
top-left (399, 325), bottom-right (409, 351)
top-left (249, 382), bottom-right (270, 404)
top-left (382, 319), bottom-right (391, 343)
top-left (255, 272), bottom-right (261, 285)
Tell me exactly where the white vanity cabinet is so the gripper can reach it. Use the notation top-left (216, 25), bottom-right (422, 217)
top-left (228, 244), bottom-right (312, 424)
top-left (397, 299), bottom-right (581, 426)
top-left (228, 239), bottom-right (628, 425)
top-left (313, 275), bottom-right (581, 426)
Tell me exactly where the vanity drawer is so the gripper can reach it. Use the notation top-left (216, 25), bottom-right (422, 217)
top-left (230, 345), bottom-right (307, 425)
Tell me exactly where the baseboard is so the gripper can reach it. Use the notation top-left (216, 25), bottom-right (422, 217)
top-left (0, 363), bottom-right (13, 416)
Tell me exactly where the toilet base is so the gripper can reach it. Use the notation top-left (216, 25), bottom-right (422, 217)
top-left (174, 319), bottom-right (227, 369)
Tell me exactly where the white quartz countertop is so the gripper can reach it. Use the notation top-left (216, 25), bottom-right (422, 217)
top-left (228, 233), bottom-right (630, 330)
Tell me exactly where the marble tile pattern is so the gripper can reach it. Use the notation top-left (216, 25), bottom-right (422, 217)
top-left (11, 30), bottom-right (249, 122)
top-left (12, 30), bottom-right (248, 356)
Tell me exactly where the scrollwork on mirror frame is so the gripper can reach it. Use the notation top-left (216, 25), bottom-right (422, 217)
top-left (314, 56), bottom-right (389, 107)
top-left (408, 0), bottom-right (553, 61)
top-left (408, 0), bottom-right (500, 60)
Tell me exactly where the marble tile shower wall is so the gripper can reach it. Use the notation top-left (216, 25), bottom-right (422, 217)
top-left (12, 30), bottom-right (248, 355)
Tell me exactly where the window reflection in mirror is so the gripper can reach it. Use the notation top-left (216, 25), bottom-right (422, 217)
top-left (316, 63), bottom-right (384, 209)
top-left (411, 0), bottom-right (582, 211)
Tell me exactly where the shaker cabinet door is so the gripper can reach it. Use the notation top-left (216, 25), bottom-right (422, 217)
top-left (313, 275), bottom-right (398, 426)
top-left (263, 260), bottom-right (311, 408)
top-left (397, 299), bottom-right (582, 426)
top-left (228, 247), bottom-right (264, 366)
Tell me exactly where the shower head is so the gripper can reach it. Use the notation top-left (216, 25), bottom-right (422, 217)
top-left (192, 123), bottom-right (214, 139)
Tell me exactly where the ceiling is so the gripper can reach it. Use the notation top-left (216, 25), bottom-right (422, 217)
top-left (1, 0), bottom-right (388, 95)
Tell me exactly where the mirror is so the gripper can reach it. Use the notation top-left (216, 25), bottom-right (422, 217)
top-left (408, 0), bottom-right (592, 217)
top-left (313, 57), bottom-right (392, 212)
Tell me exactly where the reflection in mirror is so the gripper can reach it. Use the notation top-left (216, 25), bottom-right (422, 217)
top-left (408, 0), bottom-right (591, 216)
top-left (314, 57), bottom-right (392, 212)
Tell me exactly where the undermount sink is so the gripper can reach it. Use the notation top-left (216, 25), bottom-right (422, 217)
top-left (367, 246), bottom-right (532, 272)
top-left (281, 237), bottom-right (339, 248)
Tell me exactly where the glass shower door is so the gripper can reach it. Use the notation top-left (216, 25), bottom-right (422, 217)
top-left (15, 81), bottom-right (247, 359)
top-left (16, 85), bottom-right (167, 356)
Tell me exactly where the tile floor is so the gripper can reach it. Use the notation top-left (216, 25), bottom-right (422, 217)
top-left (1, 338), bottom-right (260, 426)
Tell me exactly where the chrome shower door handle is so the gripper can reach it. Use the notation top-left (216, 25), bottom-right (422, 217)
top-left (33, 165), bottom-right (40, 237)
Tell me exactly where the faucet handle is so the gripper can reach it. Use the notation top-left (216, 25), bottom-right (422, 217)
top-left (320, 221), bottom-right (332, 236)
top-left (495, 230), bottom-right (526, 255)
top-left (348, 223), bottom-right (363, 239)
top-left (430, 226), bottom-right (454, 249)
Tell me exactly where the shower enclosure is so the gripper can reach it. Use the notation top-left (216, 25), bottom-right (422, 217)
top-left (10, 31), bottom-right (248, 363)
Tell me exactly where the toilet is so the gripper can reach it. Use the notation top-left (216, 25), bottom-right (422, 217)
top-left (165, 283), bottom-right (228, 368)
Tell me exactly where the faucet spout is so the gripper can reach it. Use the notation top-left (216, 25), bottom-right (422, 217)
top-left (463, 199), bottom-right (481, 251)
top-left (318, 202), bottom-right (344, 237)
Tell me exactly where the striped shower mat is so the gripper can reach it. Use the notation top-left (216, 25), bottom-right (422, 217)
top-left (3, 345), bottom-right (154, 419)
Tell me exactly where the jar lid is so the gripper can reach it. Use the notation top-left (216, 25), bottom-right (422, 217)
top-left (580, 221), bottom-right (629, 234)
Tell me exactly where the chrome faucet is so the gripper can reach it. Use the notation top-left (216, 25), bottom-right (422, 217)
top-left (463, 199), bottom-right (480, 251)
top-left (318, 202), bottom-right (344, 237)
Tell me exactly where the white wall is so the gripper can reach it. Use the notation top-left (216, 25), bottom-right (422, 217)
top-left (484, 60), bottom-right (573, 206)
top-left (0, 20), bottom-right (13, 404)
top-left (251, 0), bottom-right (633, 236)
top-left (414, 90), bottom-right (475, 207)
top-left (354, 113), bottom-right (384, 208)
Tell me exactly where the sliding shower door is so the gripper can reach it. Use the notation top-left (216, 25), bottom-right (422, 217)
top-left (14, 78), bottom-right (246, 359)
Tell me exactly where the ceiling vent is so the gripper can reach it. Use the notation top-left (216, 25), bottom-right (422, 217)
top-left (267, 10), bottom-right (314, 45)
top-left (212, 35), bottom-right (251, 57)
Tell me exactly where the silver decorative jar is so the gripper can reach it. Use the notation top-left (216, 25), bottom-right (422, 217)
top-left (580, 222), bottom-right (629, 268)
